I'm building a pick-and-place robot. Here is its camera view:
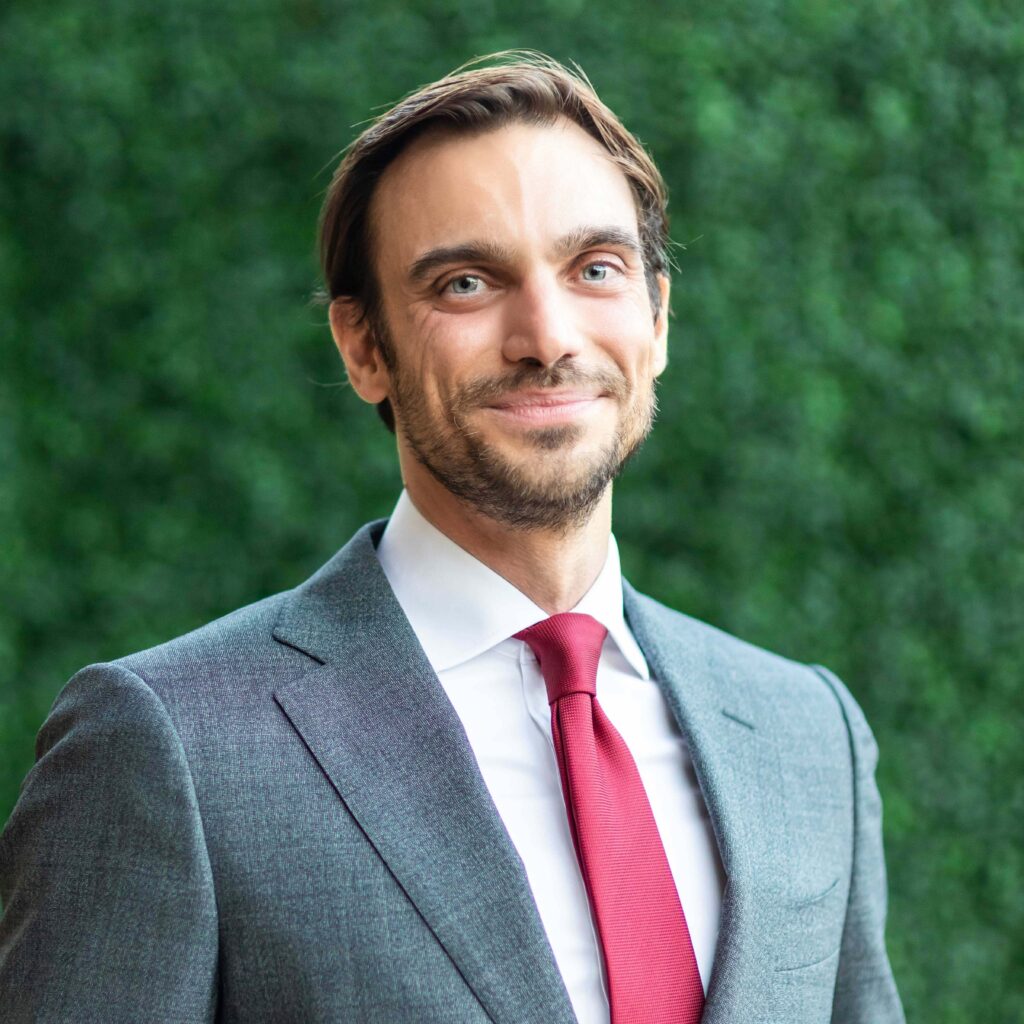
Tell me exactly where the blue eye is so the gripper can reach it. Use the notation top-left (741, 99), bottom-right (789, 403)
top-left (448, 275), bottom-right (482, 294)
top-left (582, 263), bottom-right (610, 282)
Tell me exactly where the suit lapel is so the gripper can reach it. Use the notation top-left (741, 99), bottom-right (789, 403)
top-left (272, 522), bottom-right (576, 1024)
top-left (623, 582), bottom-right (777, 1022)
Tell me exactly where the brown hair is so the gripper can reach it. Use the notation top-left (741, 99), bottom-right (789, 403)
top-left (317, 50), bottom-right (670, 431)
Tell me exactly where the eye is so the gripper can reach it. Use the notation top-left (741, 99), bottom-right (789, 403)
top-left (445, 274), bottom-right (485, 295)
top-left (580, 261), bottom-right (617, 283)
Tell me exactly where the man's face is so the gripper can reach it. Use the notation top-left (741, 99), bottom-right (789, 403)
top-left (366, 118), bottom-right (669, 531)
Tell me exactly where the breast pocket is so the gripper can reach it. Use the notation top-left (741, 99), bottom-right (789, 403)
top-left (773, 875), bottom-right (847, 973)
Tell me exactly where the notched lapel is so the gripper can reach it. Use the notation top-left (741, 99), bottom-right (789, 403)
top-left (271, 523), bottom-right (575, 1024)
top-left (624, 582), bottom-right (780, 1023)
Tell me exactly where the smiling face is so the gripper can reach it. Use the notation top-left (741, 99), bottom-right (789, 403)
top-left (334, 117), bottom-right (670, 532)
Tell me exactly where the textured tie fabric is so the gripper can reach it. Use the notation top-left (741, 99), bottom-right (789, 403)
top-left (515, 612), bottom-right (705, 1024)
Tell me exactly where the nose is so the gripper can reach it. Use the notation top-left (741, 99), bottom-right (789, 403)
top-left (501, 272), bottom-right (584, 367)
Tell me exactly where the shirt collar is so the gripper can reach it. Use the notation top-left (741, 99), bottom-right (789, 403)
top-left (376, 490), bottom-right (649, 679)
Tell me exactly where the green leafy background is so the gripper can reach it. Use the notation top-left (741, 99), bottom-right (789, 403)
top-left (1, 1), bottom-right (1021, 1018)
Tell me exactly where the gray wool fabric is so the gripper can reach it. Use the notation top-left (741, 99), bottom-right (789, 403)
top-left (0, 520), bottom-right (905, 1023)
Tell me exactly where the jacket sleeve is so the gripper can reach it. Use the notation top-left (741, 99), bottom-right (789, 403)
top-left (810, 664), bottom-right (906, 1024)
top-left (0, 662), bottom-right (218, 1022)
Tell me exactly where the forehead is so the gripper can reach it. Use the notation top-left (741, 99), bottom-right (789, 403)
top-left (369, 118), bottom-right (640, 275)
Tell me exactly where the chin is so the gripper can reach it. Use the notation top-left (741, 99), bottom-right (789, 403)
top-left (499, 419), bottom-right (614, 453)
top-left (506, 445), bottom-right (616, 488)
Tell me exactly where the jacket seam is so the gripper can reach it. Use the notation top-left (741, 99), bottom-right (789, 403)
top-left (108, 661), bottom-right (221, 926)
top-left (807, 663), bottom-right (859, 953)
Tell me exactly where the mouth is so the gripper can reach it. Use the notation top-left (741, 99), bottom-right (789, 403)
top-left (484, 390), bottom-right (607, 426)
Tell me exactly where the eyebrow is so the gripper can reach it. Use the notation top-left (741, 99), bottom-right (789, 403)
top-left (407, 241), bottom-right (516, 285)
top-left (405, 225), bottom-right (643, 285)
top-left (553, 226), bottom-right (642, 260)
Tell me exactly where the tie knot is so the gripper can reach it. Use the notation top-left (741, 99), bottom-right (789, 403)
top-left (515, 612), bottom-right (608, 704)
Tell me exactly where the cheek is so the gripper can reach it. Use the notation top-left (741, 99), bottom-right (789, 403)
top-left (422, 310), bottom-right (502, 374)
top-left (582, 304), bottom-right (661, 383)
top-left (398, 311), bottom-right (490, 406)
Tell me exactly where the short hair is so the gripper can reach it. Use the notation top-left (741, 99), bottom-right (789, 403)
top-left (317, 50), bottom-right (671, 432)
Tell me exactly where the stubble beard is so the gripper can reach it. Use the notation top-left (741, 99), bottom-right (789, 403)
top-left (380, 328), bottom-right (658, 533)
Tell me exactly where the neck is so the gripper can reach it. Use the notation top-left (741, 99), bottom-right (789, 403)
top-left (402, 474), bottom-right (613, 616)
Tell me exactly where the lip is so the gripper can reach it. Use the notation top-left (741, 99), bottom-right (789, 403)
top-left (484, 390), bottom-right (606, 425)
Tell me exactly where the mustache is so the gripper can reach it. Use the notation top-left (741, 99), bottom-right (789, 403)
top-left (454, 364), bottom-right (629, 407)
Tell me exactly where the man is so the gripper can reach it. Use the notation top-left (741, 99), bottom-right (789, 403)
top-left (0, 53), bottom-right (904, 1023)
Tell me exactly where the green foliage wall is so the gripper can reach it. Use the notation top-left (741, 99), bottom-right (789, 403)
top-left (2, 1), bottom-right (1021, 1019)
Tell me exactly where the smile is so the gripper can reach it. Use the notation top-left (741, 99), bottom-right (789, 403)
top-left (484, 391), bottom-right (607, 426)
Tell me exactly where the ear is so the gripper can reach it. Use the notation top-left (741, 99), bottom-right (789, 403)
top-left (329, 298), bottom-right (391, 405)
top-left (651, 273), bottom-right (670, 377)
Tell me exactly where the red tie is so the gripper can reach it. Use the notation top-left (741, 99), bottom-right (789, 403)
top-left (515, 612), bottom-right (705, 1024)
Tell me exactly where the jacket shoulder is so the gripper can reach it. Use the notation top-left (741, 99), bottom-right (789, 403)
top-left (624, 584), bottom-right (867, 729)
top-left (625, 584), bottom-right (809, 678)
top-left (112, 589), bottom-right (294, 682)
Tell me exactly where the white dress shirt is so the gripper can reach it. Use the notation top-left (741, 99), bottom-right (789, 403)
top-left (376, 491), bottom-right (725, 1024)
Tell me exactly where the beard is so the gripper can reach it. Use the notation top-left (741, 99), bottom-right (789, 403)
top-left (375, 322), bottom-right (658, 533)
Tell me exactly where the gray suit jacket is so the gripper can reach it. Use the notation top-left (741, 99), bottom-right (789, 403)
top-left (0, 520), bottom-right (904, 1022)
